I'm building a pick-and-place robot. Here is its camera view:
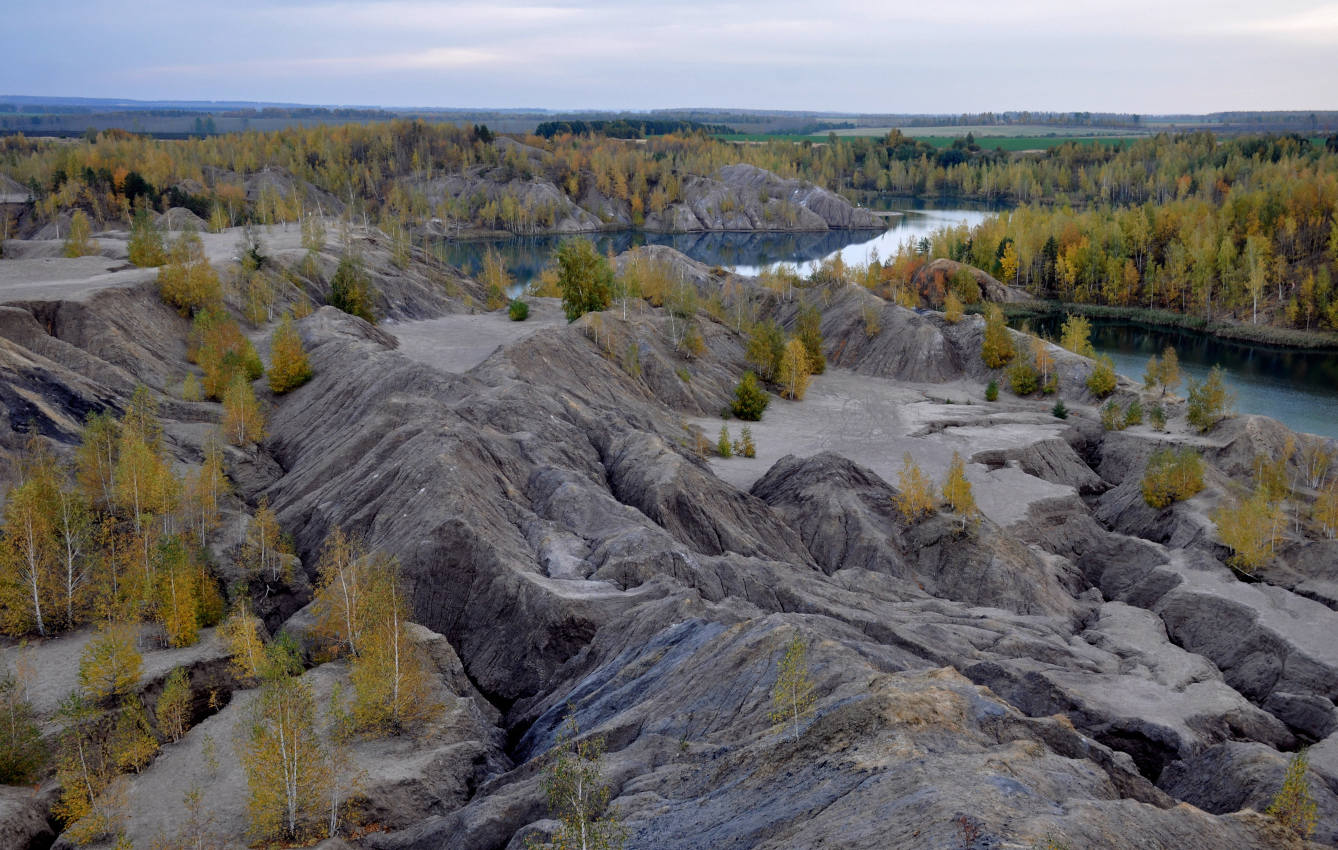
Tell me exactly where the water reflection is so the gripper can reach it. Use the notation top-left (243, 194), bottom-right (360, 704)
top-left (433, 201), bottom-right (995, 288)
top-left (1024, 317), bottom-right (1338, 440)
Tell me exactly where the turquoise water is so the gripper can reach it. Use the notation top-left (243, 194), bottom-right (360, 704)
top-left (1026, 318), bottom-right (1338, 440)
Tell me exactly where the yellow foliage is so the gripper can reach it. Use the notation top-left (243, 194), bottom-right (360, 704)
top-left (777, 338), bottom-right (812, 401)
top-left (78, 622), bottom-right (142, 703)
top-left (222, 374), bottom-right (264, 446)
top-left (894, 453), bottom-right (937, 522)
top-left (1213, 488), bottom-right (1283, 572)
top-left (941, 452), bottom-right (979, 529)
top-left (267, 313), bottom-right (313, 394)
top-left (943, 292), bottom-right (964, 323)
top-left (980, 304), bottom-right (1014, 369)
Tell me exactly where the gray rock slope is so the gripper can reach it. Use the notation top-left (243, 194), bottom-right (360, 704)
top-left (1, 238), bottom-right (1334, 849)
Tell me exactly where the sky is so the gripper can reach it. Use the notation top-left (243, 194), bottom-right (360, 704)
top-left (7, 0), bottom-right (1338, 113)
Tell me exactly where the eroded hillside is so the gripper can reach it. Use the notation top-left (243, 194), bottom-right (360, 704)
top-left (0, 221), bottom-right (1333, 850)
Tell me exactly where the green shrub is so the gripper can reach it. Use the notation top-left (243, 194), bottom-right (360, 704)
top-left (330, 253), bottom-right (377, 323)
top-left (717, 426), bottom-right (733, 458)
top-left (1149, 403), bottom-right (1167, 431)
top-left (1052, 399), bottom-right (1069, 419)
top-left (1124, 398), bottom-right (1143, 428)
top-left (984, 380), bottom-right (999, 402)
top-left (738, 425), bottom-right (756, 458)
top-left (508, 299), bottom-right (529, 321)
top-left (556, 237), bottom-right (613, 321)
top-left (731, 372), bottom-right (769, 421)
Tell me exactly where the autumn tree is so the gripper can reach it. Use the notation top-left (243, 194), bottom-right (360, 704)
top-left (157, 230), bottom-right (222, 316)
top-left (53, 693), bottom-right (126, 846)
top-left (63, 210), bottom-right (98, 258)
top-left (268, 313), bottom-right (313, 394)
top-left (110, 694), bottom-right (158, 774)
top-left (79, 622), bottom-right (143, 703)
top-left (1140, 448), bottom-right (1205, 509)
top-left (980, 304), bottom-right (1014, 368)
top-left (777, 338), bottom-right (812, 401)
top-left (1007, 339), bottom-right (1039, 395)
top-left (329, 252), bottom-right (377, 323)
top-left (114, 417), bottom-right (175, 536)
top-left (1213, 487), bottom-right (1283, 573)
top-left (1031, 336), bottom-right (1056, 393)
top-left (1314, 480), bottom-right (1338, 539)
top-left (221, 598), bottom-right (268, 683)
top-left (541, 714), bottom-right (626, 850)
top-left (54, 483), bottom-right (94, 629)
top-left (795, 303), bottom-right (826, 374)
top-left (894, 453), bottom-right (937, 522)
top-left (222, 374), bottom-right (264, 446)
top-left (240, 643), bottom-right (330, 844)
top-left (76, 411), bottom-right (120, 511)
top-left (190, 309), bottom-right (263, 399)
top-left (242, 497), bottom-right (288, 584)
top-left (745, 320), bottom-right (786, 382)
top-left (480, 247), bottom-right (513, 310)
top-left (1186, 366), bottom-right (1234, 432)
top-left (1059, 314), bottom-right (1094, 357)
top-left (717, 425), bottom-right (733, 458)
top-left (770, 632), bottom-right (815, 743)
top-left (737, 425), bottom-right (756, 458)
top-left (1143, 346), bottom-right (1181, 397)
top-left (155, 538), bottom-right (204, 648)
top-left (156, 667), bottom-right (193, 742)
top-left (0, 447), bottom-right (59, 636)
top-left (941, 451), bottom-right (979, 531)
top-left (182, 435), bottom-right (228, 547)
top-left (943, 291), bottom-right (964, 323)
top-left (556, 238), bottom-right (614, 322)
top-left (1268, 749), bottom-right (1318, 840)
top-left (127, 208), bottom-right (166, 267)
top-left (0, 664), bottom-right (46, 784)
top-left (349, 560), bottom-right (436, 734)
top-left (1085, 355), bottom-right (1117, 399)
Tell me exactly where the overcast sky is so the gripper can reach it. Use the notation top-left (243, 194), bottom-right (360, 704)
top-left (7, 0), bottom-right (1338, 112)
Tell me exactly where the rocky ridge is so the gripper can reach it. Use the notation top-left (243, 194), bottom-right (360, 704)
top-left (0, 231), bottom-right (1333, 849)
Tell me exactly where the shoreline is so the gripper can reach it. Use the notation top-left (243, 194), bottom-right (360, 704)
top-left (993, 299), bottom-right (1338, 352)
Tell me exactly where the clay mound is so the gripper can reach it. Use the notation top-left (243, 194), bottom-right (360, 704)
top-left (156, 206), bottom-right (209, 231)
top-left (818, 287), bottom-right (965, 383)
top-left (912, 258), bottom-right (1026, 305)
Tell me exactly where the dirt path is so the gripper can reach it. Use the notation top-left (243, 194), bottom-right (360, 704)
top-left (390, 298), bottom-right (567, 373)
top-left (0, 224), bottom-right (308, 304)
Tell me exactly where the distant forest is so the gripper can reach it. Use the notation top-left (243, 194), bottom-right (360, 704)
top-left (3, 119), bottom-right (1338, 334)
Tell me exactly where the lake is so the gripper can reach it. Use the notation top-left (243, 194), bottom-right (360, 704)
top-left (438, 199), bottom-right (994, 289)
top-left (1024, 317), bottom-right (1338, 441)
top-left (436, 201), bottom-right (1338, 441)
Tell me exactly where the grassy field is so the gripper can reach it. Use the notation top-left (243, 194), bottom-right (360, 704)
top-left (914, 135), bottom-right (1146, 151)
top-left (712, 133), bottom-right (822, 143)
top-left (831, 124), bottom-right (1151, 138)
